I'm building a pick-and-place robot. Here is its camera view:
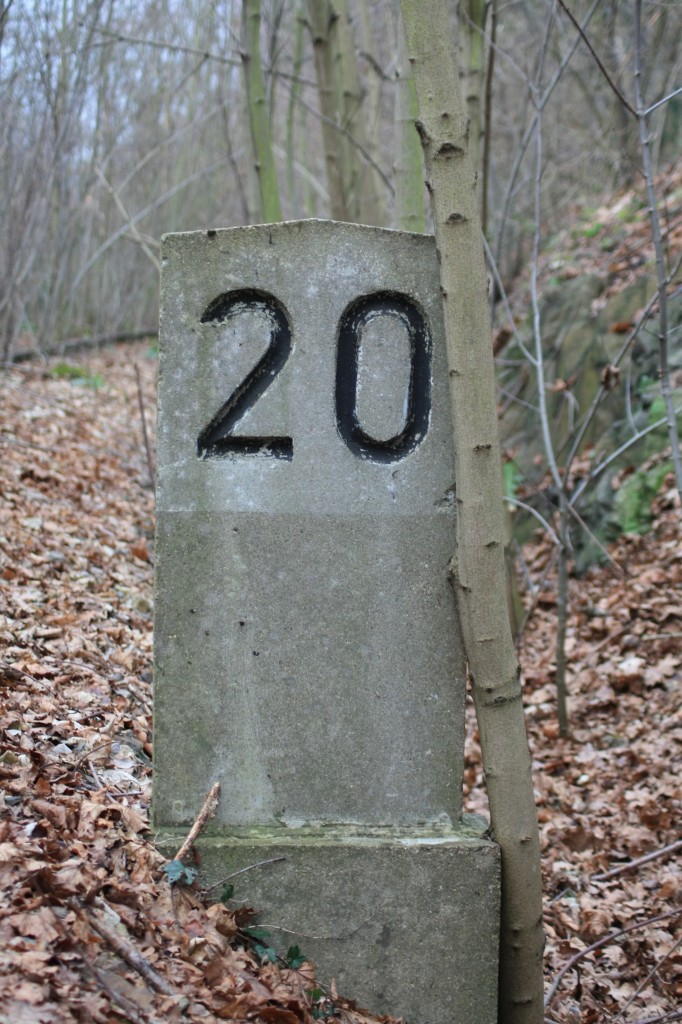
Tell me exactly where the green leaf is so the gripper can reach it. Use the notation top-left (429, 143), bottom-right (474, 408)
top-left (286, 944), bottom-right (306, 969)
top-left (221, 883), bottom-right (235, 903)
top-left (163, 860), bottom-right (197, 885)
top-left (164, 860), bottom-right (185, 883)
top-left (253, 942), bottom-right (278, 963)
top-left (503, 459), bottom-right (523, 500)
top-left (242, 926), bottom-right (271, 941)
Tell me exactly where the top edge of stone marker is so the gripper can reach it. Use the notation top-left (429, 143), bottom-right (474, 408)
top-left (160, 218), bottom-right (436, 249)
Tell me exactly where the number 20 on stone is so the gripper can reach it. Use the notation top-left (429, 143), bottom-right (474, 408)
top-left (197, 289), bottom-right (432, 464)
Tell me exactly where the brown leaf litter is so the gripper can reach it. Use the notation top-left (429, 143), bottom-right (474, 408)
top-left (1, 344), bottom-right (681, 1023)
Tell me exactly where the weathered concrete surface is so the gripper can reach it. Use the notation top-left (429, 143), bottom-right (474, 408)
top-left (154, 221), bottom-right (500, 1023)
top-left (156, 823), bottom-right (500, 1024)
top-left (155, 221), bottom-right (466, 829)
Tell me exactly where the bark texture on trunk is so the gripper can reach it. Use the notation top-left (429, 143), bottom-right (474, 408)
top-left (462, 0), bottom-right (487, 182)
top-left (394, 25), bottom-right (425, 233)
top-left (306, 0), bottom-right (349, 221)
top-left (399, 3), bottom-right (545, 1022)
top-left (242, 0), bottom-right (282, 223)
top-left (332, 0), bottom-right (385, 225)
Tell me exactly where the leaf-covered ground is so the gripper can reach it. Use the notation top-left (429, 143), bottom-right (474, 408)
top-left (464, 487), bottom-right (682, 1022)
top-left (1, 346), bottom-right (680, 1024)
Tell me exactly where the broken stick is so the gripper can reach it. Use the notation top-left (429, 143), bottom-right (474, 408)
top-left (69, 897), bottom-right (177, 998)
top-left (173, 781), bottom-right (221, 864)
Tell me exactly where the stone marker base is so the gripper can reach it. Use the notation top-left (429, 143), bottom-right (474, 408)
top-left (156, 824), bottom-right (500, 1024)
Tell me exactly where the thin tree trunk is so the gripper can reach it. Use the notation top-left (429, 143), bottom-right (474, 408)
top-left (556, 495), bottom-right (570, 738)
top-left (356, 0), bottom-right (388, 226)
top-left (394, 25), bottom-right (425, 233)
top-left (481, 0), bottom-right (497, 237)
top-left (634, 0), bottom-right (682, 502)
top-left (241, 0), bottom-right (282, 223)
top-left (306, 0), bottom-right (349, 221)
top-left (285, 6), bottom-right (306, 216)
top-left (266, 0), bottom-right (286, 132)
top-left (399, 3), bottom-right (545, 1023)
top-left (332, 0), bottom-right (385, 225)
top-left (462, 0), bottom-right (487, 181)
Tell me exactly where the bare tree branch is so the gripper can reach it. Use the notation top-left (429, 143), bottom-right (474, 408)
top-left (91, 26), bottom-right (240, 67)
top-left (555, 0), bottom-right (636, 116)
top-left (280, 77), bottom-right (395, 197)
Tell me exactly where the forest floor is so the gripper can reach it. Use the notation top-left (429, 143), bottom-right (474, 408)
top-left (1, 342), bottom-right (680, 1024)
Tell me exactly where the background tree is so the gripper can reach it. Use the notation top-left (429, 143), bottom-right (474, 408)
top-left (2, 0), bottom-right (678, 360)
top-left (242, 0), bottom-right (282, 222)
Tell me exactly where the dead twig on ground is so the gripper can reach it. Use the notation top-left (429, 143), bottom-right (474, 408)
top-left (90, 965), bottom-right (164, 1024)
top-left (68, 897), bottom-right (178, 997)
top-left (173, 781), bottom-right (221, 864)
top-left (629, 1011), bottom-right (682, 1024)
top-left (545, 907), bottom-right (682, 1008)
top-left (202, 856), bottom-right (288, 894)
top-left (135, 362), bottom-right (156, 488)
top-left (611, 934), bottom-right (682, 1023)
top-left (592, 839), bottom-right (682, 882)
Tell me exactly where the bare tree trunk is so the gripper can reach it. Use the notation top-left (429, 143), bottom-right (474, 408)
top-left (634, 0), bottom-right (682, 503)
top-left (332, 0), bottom-right (385, 225)
top-left (241, 0), bottom-right (282, 223)
top-left (285, 6), bottom-right (306, 216)
top-left (356, 0), bottom-right (389, 225)
top-left (481, 0), bottom-right (497, 237)
top-left (399, 3), bottom-right (545, 1022)
top-left (461, 0), bottom-right (487, 182)
top-left (394, 24), bottom-right (425, 233)
top-left (306, 0), bottom-right (349, 221)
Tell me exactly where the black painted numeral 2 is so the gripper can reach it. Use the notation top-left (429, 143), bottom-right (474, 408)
top-left (197, 290), bottom-right (293, 460)
top-left (198, 289), bottom-right (432, 462)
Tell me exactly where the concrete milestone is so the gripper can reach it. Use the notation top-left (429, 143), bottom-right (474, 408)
top-left (154, 220), bottom-right (500, 1024)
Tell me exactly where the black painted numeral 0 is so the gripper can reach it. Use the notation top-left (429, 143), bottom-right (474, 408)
top-left (197, 290), bottom-right (293, 460)
top-left (335, 293), bottom-right (432, 462)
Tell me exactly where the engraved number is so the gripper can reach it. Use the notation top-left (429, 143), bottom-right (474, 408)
top-left (197, 290), bottom-right (293, 460)
top-left (198, 290), bottom-right (431, 462)
top-left (335, 293), bottom-right (431, 462)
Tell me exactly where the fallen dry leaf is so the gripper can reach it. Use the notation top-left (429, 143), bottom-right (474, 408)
top-left (2, 215), bottom-right (682, 1024)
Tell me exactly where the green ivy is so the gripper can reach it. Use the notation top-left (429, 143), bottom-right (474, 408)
top-left (163, 859), bottom-right (198, 886)
top-left (613, 461), bottom-right (671, 535)
top-left (286, 944), bottom-right (306, 969)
